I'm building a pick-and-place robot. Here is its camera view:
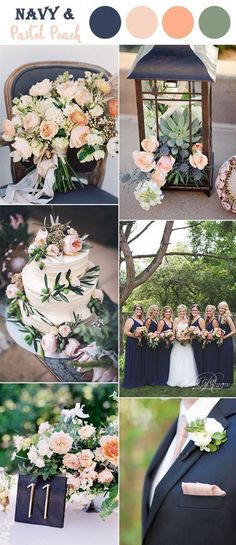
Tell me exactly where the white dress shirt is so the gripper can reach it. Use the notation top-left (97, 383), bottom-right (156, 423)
top-left (149, 398), bottom-right (220, 505)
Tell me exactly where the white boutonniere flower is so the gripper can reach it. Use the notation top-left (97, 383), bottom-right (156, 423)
top-left (186, 418), bottom-right (227, 453)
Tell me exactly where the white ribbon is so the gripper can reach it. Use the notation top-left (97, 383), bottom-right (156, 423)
top-left (0, 153), bottom-right (65, 204)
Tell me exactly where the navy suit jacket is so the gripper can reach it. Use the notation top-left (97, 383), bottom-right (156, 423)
top-left (142, 399), bottom-right (236, 545)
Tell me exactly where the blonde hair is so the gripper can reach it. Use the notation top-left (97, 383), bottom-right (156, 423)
top-left (161, 306), bottom-right (173, 319)
top-left (205, 305), bottom-right (216, 323)
top-left (177, 304), bottom-right (187, 314)
top-left (218, 301), bottom-right (232, 323)
top-left (146, 305), bottom-right (159, 320)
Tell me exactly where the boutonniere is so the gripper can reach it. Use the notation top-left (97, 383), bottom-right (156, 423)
top-left (186, 418), bottom-right (227, 453)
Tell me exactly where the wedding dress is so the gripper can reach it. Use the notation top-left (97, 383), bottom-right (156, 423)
top-left (167, 322), bottom-right (199, 387)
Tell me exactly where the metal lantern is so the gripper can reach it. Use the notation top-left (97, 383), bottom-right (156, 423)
top-left (128, 45), bottom-right (218, 195)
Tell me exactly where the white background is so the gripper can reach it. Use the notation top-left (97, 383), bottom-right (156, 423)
top-left (0, 44), bottom-right (118, 195)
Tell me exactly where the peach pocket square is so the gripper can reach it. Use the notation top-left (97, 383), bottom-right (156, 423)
top-left (182, 482), bottom-right (226, 496)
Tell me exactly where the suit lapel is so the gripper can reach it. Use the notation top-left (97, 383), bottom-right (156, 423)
top-left (143, 400), bottom-right (232, 542)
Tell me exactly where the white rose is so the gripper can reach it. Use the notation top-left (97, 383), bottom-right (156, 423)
top-left (6, 284), bottom-right (19, 299)
top-left (35, 229), bottom-right (48, 247)
top-left (29, 79), bottom-right (52, 97)
top-left (70, 492), bottom-right (90, 510)
top-left (87, 133), bottom-right (104, 147)
top-left (11, 138), bottom-right (32, 162)
top-left (37, 437), bottom-right (53, 458)
top-left (38, 422), bottom-right (51, 435)
top-left (189, 431), bottom-right (212, 449)
top-left (89, 105), bottom-right (103, 118)
top-left (59, 325), bottom-right (71, 338)
top-left (20, 95), bottom-right (33, 106)
top-left (51, 137), bottom-right (69, 155)
top-left (46, 244), bottom-right (60, 257)
top-left (93, 150), bottom-right (105, 161)
top-left (28, 446), bottom-right (45, 468)
top-left (204, 418), bottom-right (224, 436)
top-left (78, 425), bottom-right (96, 440)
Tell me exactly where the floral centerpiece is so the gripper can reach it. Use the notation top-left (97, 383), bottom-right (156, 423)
top-left (160, 329), bottom-right (175, 348)
top-left (2, 71), bottom-right (118, 202)
top-left (121, 104), bottom-right (208, 211)
top-left (12, 402), bottom-right (118, 518)
top-left (147, 331), bottom-right (160, 349)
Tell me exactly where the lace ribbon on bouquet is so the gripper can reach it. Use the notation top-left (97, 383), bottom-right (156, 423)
top-left (0, 152), bottom-right (68, 204)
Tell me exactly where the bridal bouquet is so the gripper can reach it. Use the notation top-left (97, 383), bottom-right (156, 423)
top-left (2, 71), bottom-right (118, 202)
top-left (134, 326), bottom-right (147, 346)
top-left (160, 329), bottom-right (175, 348)
top-left (175, 326), bottom-right (194, 346)
top-left (147, 331), bottom-right (160, 349)
top-left (12, 403), bottom-right (118, 518)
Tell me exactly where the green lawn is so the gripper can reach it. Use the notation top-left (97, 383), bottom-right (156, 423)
top-left (120, 369), bottom-right (236, 398)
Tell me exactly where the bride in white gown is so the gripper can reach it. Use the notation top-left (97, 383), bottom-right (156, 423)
top-left (167, 304), bottom-right (199, 387)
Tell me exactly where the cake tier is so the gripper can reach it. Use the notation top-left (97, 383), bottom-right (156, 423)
top-left (26, 249), bottom-right (90, 287)
top-left (20, 256), bottom-right (97, 334)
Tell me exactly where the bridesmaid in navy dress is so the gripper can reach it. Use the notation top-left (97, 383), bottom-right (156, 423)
top-left (123, 304), bottom-right (145, 389)
top-left (218, 301), bottom-right (235, 387)
top-left (144, 305), bottom-right (159, 386)
top-left (157, 306), bottom-right (173, 386)
top-left (204, 305), bottom-right (219, 382)
top-left (189, 304), bottom-right (205, 379)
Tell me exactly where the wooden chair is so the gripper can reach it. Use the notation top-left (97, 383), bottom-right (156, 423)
top-left (1, 61), bottom-right (117, 204)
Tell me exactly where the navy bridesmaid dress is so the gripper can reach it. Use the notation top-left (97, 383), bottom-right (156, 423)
top-left (144, 319), bottom-right (159, 386)
top-left (218, 319), bottom-right (234, 386)
top-left (123, 319), bottom-right (145, 388)
top-left (204, 319), bottom-right (219, 381)
top-left (191, 318), bottom-right (204, 378)
top-left (158, 320), bottom-right (172, 386)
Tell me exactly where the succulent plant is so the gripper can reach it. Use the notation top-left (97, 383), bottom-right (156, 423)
top-left (160, 107), bottom-right (201, 149)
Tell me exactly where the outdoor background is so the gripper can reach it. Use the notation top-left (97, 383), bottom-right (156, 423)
top-left (0, 383), bottom-right (118, 473)
top-left (120, 398), bottom-right (180, 545)
top-left (120, 220), bottom-right (236, 396)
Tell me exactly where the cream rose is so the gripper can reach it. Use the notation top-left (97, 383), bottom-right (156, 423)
top-left (11, 138), bottom-right (32, 162)
top-left (6, 283), bottom-right (19, 299)
top-left (63, 338), bottom-right (81, 358)
top-left (56, 80), bottom-right (78, 99)
top-left (132, 151), bottom-right (155, 172)
top-left (49, 431), bottom-right (73, 454)
top-left (156, 155), bottom-right (175, 173)
top-left (141, 136), bottom-right (159, 153)
top-left (20, 95), bottom-right (33, 106)
top-left (151, 169), bottom-right (167, 187)
top-left (40, 121), bottom-right (58, 140)
top-left (92, 288), bottom-right (104, 302)
top-left (70, 126), bottom-right (90, 149)
top-left (38, 421), bottom-right (51, 435)
top-left (23, 112), bottom-right (40, 131)
top-left (2, 119), bottom-right (15, 141)
top-left (97, 469), bottom-right (114, 484)
top-left (63, 235), bottom-right (83, 255)
top-left (78, 425), bottom-right (96, 440)
top-left (204, 418), bottom-right (224, 436)
top-left (37, 437), bottom-right (53, 458)
top-left (189, 431), bottom-right (212, 449)
top-left (51, 137), bottom-right (69, 155)
top-left (63, 453), bottom-right (80, 470)
top-left (47, 244), bottom-right (60, 257)
top-left (189, 152), bottom-right (208, 170)
top-left (41, 334), bottom-right (57, 357)
top-left (75, 88), bottom-right (92, 107)
top-left (28, 446), bottom-right (45, 468)
top-left (29, 79), bottom-right (52, 97)
top-left (96, 79), bottom-right (111, 94)
top-left (35, 229), bottom-right (48, 246)
top-left (89, 105), bottom-right (104, 118)
top-left (58, 325), bottom-right (71, 338)
top-left (100, 435), bottom-right (118, 466)
top-left (31, 139), bottom-right (47, 158)
top-left (78, 449), bottom-right (94, 468)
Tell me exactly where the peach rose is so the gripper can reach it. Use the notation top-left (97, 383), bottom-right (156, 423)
top-left (63, 453), bottom-right (80, 470)
top-left (108, 99), bottom-right (118, 118)
top-left (2, 119), bottom-right (15, 141)
top-left (156, 155), bottom-right (175, 174)
top-left (69, 109), bottom-right (88, 126)
top-left (67, 475), bottom-right (81, 491)
top-left (63, 235), bottom-right (83, 255)
top-left (100, 435), bottom-right (118, 466)
top-left (6, 283), bottom-right (19, 299)
top-left (56, 80), bottom-right (78, 99)
top-left (11, 138), bottom-right (32, 162)
top-left (75, 88), bottom-right (92, 107)
top-left (63, 338), bottom-right (81, 358)
top-left (96, 79), bottom-right (111, 94)
top-left (58, 325), bottom-right (71, 338)
top-left (132, 151), bottom-right (155, 172)
top-left (97, 469), bottom-right (114, 484)
top-left (141, 136), bottom-right (159, 153)
top-left (92, 288), bottom-right (104, 302)
top-left (29, 79), bottom-right (52, 96)
top-left (78, 449), bottom-right (94, 468)
top-left (78, 425), bottom-right (96, 440)
top-left (189, 152), bottom-right (208, 170)
top-left (70, 126), bottom-right (90, 149)
top-left (41, 334), bottom-right (58, 356)
top-left (23, 112), bottom-right (40, 131)
top-left (40, 121), bottom-right (58, 140)
top-left (151, 169), bottom-right (167, 187)
top-left (49, 431), bottom-right (73, 454)
top-left (94, 447), bottom-right (106, 462)
top-left (46, 244), bottom-right (60, 257)
top-left (192, 143), bottom-right (203, 154)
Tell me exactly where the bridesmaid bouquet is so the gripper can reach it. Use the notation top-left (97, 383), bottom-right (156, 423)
top-left (2, 71), bottom-right (118, 202)
top-left (200, 329), bottom-right (212, 349)
top-left (160, 329), bottom-right (175, 349)
top-left (211, 328), bottom-right (225, 347)
top-left (134, 326), bottom-right (148, 346)
top-left (188, 326), bottom-right (202, 340)
top-left (12, 403), bottom-right (118, 518)
top-left (147, 331), bottom-right (160, 349)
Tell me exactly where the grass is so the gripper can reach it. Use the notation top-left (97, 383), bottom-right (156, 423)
top-left (119, 369), bottom-right (236, 398)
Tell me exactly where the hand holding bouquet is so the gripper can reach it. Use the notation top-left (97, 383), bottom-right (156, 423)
top-left (134, 326), bottom-right (147, 346)
top-left (147, 331), bottom-right (160, 349)
top-left (211, 328), bottom-right (225, 347)
top-left (160, 329), bottom-right (175, 349)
